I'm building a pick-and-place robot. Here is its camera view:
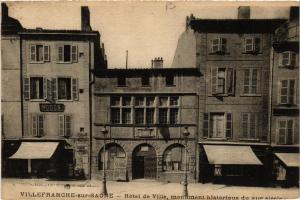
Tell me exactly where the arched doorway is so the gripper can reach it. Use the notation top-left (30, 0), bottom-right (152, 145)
top-left (132, 144), bottom-right (157, 179)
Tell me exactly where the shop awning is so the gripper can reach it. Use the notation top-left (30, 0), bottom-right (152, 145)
top-left (10, 142), bottom-right (59, 159)
top-left (203, 145), bottom-right (262, 165)
top-left (275, 153), bottom-right (300, 168)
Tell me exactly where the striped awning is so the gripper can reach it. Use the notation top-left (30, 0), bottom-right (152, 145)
top-left (203, 145), bottom-right (262, 165)
top-left (275, 153), bottom-right (300, 168)
top-left (10, 142), bottom-right (59, 159)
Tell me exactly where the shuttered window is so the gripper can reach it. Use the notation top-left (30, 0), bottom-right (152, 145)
top-left (243, 68), bottom-right (261, 95)
top-left (57, 45), bottom-right (78, 63)
top-left (244, 37), bottom-right (260, 53)
top-left (280, 51), bottom-right (296, 67)
top-left (277, 119), bottom-right (294, 144)
top-left (58, 114), bottom-right (72, 137)
top-left (279, 79), bottom-right (296, 105)
top-left (211, 67), bottom-right (235, 96)
top-left (242, 113), bottom-right (258, 139)
top-left (203, 113), bottom-right (209, 138)
top-left (225, 113), bottom-right (232, 138)
top-left (72, 78), bottom-right (79, 100)
top-left (32, 114), bottom-right (45, 137)
top-left (203, 113), bottom-right (232, 138)
top-left (29, 44), bottom-right (50, 63)
top-left (211, 38), bottom-right (226, 53)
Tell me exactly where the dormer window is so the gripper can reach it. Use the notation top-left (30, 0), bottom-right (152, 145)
top-left (280, 51), bottom-right (296, 67)
top-left (210, 38), bottom-right (226, 54)
top-left (244, 37), bottom-right (260, 53)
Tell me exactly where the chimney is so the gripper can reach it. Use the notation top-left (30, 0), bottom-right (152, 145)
top-left (2, 3), bottom-right (9, 22)
top-left (290, 6), bottom-right (299, 21)
top-left (151, 57), bottom-right (163, 68)
top-left (238, 6), bottom-right (250, 19)
top-left (81, 6), bottom-right (92, 31)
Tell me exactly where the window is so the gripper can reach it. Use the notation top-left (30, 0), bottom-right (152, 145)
top-left (242, 68), bottom-right (261, 95)
top-left (202, 113), bottom-right (232, 138)
top-left (32, 114), bottom-right (45, 137)
top-left (23, 77), bottom-right (50, 100)
top-left (242, 113), bottom-right (258, 139)
top-left (141, 76), bottom-right (150, 86)
top-left (210, 38), bottom-right (226, 54)
top-left (280, 51), bottom-right (296, 67)
top-left (30, 77), bottom-right (44, 99)
top-left (135, 97), bottom-right (155, 125)
top-left (30, 44), bottom-right (50, 63)
top-left (110, 96), bottom-right (132, 124)
top-left (51, 78), bottom-right (78, 101)
top-left (99, 144), bottom-right (126, 170)
top-left (163, 145), bottom-right (188, 171)
top-left (58, 115), bottom-right (72, 137)
top-left (158, 96), bottom-right (179, 124)
top-left (244, 37), bottom-right (260, 53)
top-left (277, 119), bottom-right (294, 144)
top-left (279, 80), bottom-right (295, 105)
top-left (57, 45), bottom-right (77, 63)
top-left (117, 76), bottom-right (126, 87)
top-left (211, 67), bottom-right (235, 95)
top-left (166, 75), bottom-right (175, 86)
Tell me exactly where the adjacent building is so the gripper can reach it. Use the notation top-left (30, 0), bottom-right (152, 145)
top-left (1, 4), bottom-right (107, 179)
top-left (91, 60), bottom-right (202, 182)
top-left (270, 7), bottom-right (299, 186)
top-left (173, 7), bottom-right (287, 184)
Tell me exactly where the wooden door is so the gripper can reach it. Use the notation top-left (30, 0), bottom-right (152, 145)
top-left (144, 156), bottom-right (156, 179)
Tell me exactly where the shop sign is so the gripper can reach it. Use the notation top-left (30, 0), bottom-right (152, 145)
top-left (40, 103), bottom-right (65, 112)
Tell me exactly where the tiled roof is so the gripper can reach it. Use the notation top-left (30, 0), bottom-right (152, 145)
top-left (19, 28), bottom-right (100, 36)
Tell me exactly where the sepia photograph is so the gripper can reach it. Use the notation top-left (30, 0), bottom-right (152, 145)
top-left (1, 1), bottom-right (300, 200)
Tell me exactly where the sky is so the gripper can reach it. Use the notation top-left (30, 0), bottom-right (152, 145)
top-left (6, 1), bottom-right (296, 68)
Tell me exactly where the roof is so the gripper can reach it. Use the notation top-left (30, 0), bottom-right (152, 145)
top-left (203, 145), bottom-right (263, 165)
top-left (19, 28), bottom-right (100, 36)
top-left (189, 18), bottom-right (286, 33)
top-left (94, 67), bottom-right (202, 77)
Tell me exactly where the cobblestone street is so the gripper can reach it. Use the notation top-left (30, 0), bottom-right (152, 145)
top-left (1, 178), bottom-right (299, 200)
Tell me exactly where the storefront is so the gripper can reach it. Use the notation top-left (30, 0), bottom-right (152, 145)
top-left (273, 153), bottom-right (300, 187)
top-left (199, 145), bottom-right (264, 185)
top-left (8, 141), bottom-right (73, 179)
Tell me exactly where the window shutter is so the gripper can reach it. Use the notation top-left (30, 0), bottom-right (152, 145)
top-left (280, 80), bottom-right (288, 104)
top-left (288, 80), bottom-right (295, 104)
top-left (256, 69), bottom-right (261, 94)
top-left (249, 113), bottom-right (256, 138)
top-left (221, 38), bottom-right (226, 52)
top-left (226, 68), bottom-right (235, 95)
top-left (211, 68), bottom-right (218, 94)
top-left (243, 69), bottom-right (250, 94)
top-left (72, 78), bottom-right (79, 101)
top-left (52, 78), bottom-right (57, 100)
top-left (287, 120), bottom-right (293, 144)
top-left (58, 115), bottom-right (65, 136)
top-left (71, 45), bottom-right (78, 62)
top-left (44, 45), bottom-right (50, 61)
top-left (65, 115), bottom-right (72, 137)
top-left (32, 114), bottom-right (37, 136)
top-left (24, 77), bottom-right (30, 100)
top-left (255, 38), bottom-right (261, 52)
top-left (203, 113), bottom-right (209, 138)
top-left (47, 79), bottom-right (52, 102)
top-left (30, 45), bottom-right (36, 62)
top-left (290, 52), bottom-right (296, 67)
top-left (43, 77), bottom-right (47, 99)
top-left (225, 113), bottom-right (232, 138)
top-left (57, 45), bottom-right (63, 62)
top-left (242, 113), bottom-right (248, 138)
top-left (281, 52), bottom-right (289, 66)
top-left (38, 115), bottom-right (44, 136)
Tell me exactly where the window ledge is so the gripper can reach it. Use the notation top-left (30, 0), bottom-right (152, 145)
top-left (56, 62), bottom-right (73, 64)
top-left (29, 99), bottom-right (46, 102)
top-left (205, 138), bottom-right (228, 141)
top-left (116, 85), bottom-right (128, 88)
top-left (240, 94), bottom-right (261, 97)
top-left (162, 171), bottom-right (187, 174)
top-left (241, 52), bottom-right (262, 55)
top-left (239, 138), bottom-right (260, 142)
top-left (56, 100), bottom-right (74, 102)
top-left (166, 85), bottom-right (176, 87)
top-left (29, 61), bottom-right (45, 64)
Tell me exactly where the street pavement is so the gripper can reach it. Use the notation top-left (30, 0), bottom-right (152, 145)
top-left (1, 178), bottom-right (299, 200)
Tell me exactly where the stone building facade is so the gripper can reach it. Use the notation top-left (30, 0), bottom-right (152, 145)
top-left (92, 67), bottom-right (202, 182)
top-left (270, 7), bottom-right (299, 186)
top-left (1, 4), bottom-right (107, 179)
top-left (173, 7), bottom-right (286, 184)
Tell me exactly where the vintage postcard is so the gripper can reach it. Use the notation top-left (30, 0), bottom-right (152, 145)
top-left (1, 1), bottom-right (300, 200)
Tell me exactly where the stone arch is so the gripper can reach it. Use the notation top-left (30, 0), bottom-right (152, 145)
top-left (98, 143), bottom-right (126, 170)
top-left (162, 143), bottom-right (189, 172)
top-left (132, 143), bottom-right (157, 179)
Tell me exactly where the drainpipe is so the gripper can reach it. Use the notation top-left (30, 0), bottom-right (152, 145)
top-left (20, 35), bottom-right (24, 137)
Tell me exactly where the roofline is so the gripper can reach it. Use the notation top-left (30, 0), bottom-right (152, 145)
top-left (94, 67), bottom-right (200, 71)
top-left (18, 30), bottom-right (100, 36)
